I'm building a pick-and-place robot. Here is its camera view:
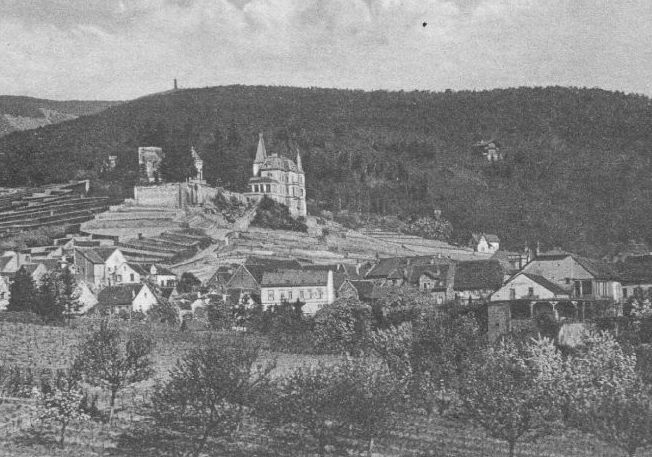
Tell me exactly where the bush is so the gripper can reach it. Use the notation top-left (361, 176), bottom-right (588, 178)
top-left (313, 298), bottom-right (372, 355)
top-left (264, 301), bottom-right (315, 352)
top-left (251, 196), bottom-right (307, 232)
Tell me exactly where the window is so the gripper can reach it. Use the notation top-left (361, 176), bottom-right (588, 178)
top-left (300, 290), bottom-right (305, 299)
top-left (288, 290), bottom-right (293, 300)
top-left (0, 292), bottom-right (4, 300)
top-left (267, 290), bottom-right (274, 301)
top-left (308, 289), bottom-right (313, 299)
top-left (117, 275), bottom-right (122, 283)
top-left (509, 288), bottom-right (516, 300)
top-left (623, 288), bottom-right (628, 298)
top-left (317, 288), bottom-right (323, 299)
top-left (280, 291), bottom-right (286, 300)
top-left (528, 287), bottom-right (534, 297)
top-left (130, 273), bottom-right (134, 282)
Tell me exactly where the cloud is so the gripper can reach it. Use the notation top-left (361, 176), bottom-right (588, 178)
top-left (0, 0), bottom-right (649, 99)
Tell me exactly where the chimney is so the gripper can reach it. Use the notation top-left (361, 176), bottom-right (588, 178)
top-left (174, 78), bottom-right (178, 90)
top-left (536, 241), bottom-right (541, 257)
top-left (138, 233), bottom-right (143, 240)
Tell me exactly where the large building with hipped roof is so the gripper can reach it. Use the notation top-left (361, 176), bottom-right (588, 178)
top-left (245, 133), bottom-right (307, 217)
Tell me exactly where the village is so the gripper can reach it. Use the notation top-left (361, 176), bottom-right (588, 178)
top-left (0, 133), bottom-right (649, 344)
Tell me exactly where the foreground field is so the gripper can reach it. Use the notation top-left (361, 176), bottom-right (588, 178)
top-left (0, 320), bottom-right (647, 457)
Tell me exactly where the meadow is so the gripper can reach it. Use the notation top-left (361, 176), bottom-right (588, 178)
top-left (0, 319), bottom-right (648, 457)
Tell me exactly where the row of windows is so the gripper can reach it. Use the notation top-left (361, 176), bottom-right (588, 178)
top-left (267, 288), bottom-right (325, 301)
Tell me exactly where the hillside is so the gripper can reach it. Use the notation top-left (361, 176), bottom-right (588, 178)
top-left (0, 85), bottom-right (650, 256)
top-left (0, 95), bottom-right (120, 137)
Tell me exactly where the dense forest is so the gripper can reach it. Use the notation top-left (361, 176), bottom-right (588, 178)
top-left (0, 85), bottom-right (650, 255)
top-left (0, 96), bottom-right (120, 137)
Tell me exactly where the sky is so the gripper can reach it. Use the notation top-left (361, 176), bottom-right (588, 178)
top-left (0, 0), bottom-right (650, 100)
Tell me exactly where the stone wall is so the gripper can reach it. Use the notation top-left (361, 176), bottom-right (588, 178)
top-left (134, 184), bottom-right (181, 208)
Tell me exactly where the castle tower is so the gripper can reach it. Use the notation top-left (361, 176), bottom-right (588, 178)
top-left (296, 149), bottom-right (303, 172)
top-left (253, 132), bottom-right (267, 176)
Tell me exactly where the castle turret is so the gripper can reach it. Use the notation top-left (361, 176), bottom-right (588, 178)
top-left (253, 133), bottom-right (267, 176)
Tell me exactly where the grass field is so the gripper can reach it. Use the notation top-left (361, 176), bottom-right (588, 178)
top-left (0, 320), bottom-right (648, 457)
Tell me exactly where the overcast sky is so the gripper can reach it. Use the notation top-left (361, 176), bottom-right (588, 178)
top-left (1, 0), bottom-right (650, 100)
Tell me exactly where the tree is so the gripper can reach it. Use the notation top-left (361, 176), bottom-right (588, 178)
top-left (58, 268), bottom-right (81, 324)
top-left (458, 337), bottom-right (563, 457)
top-left (7, 267), bottom-right (37, 313)
top-left (334, 357), bottom-right (408, 456)
top-left (177, 272), bottom-right (202, 293)
top-left (32, 372), bottom-right (89, 448)
top-left (35, 273), bottom-right (64, 322)
top-left (73, 320), bottom-right (153, 421)
top-left (313, 298), bottom-right (372, 355)
top-left (146, 299), bottom-right (180, 326)
top-left (580, 379), bottom-right (652, 457)
top-left (256, 362), bottom-right (340, 457)
top-left (151, 338), bottom-right (274, 457)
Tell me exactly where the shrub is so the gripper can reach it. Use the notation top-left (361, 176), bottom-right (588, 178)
top-left (264, 301), bottom-right (315, 352)
top-left (313, 298), bottom-right (372, 355)
top-left (251, 196), bottom-right (307, 232)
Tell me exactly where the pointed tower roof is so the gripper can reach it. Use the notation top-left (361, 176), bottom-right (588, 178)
top-left (255, 133), bottom-right (267, 163)
top-left (296, 148), bottom-right (303, 172)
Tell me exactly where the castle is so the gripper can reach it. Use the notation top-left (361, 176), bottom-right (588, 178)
top-left (245, 133), bottom-right (307, 217)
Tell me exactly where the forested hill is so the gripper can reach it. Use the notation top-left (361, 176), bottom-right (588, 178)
top-left (0, 96), bottom-right (120, 137)
top-left (0, 85), bottom-right (650, 255)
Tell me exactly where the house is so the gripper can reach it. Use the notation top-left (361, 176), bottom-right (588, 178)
top-left (406, 264), bottom-right (453, 304)
top-left (365, 257), bottom-right (408, 286)
top-left (117, 263), bottom-right (144, 284)
top-left (616, 259), bottom-right (652, 300)
top-left (490, 249), bottom-right (531, 279)
top-left (261, 269), bottom-right (335, 315)
top-left (0, 254), bottom-right (19, 274)
top-left (74, 247), bottom-right (127, 289)
top-left (0, 275), bottom-right (10, 310)
top-left (147, 264), bottom-right (177, 288)
top-left (337, 279), bottom-right (379, 302)
top-left (18, 263), bottom-right (50, 285)
top-left (206, 266), bottom-right (235, 293)
top-left (453, 260), bottom-right (504, 303)
top-left (491, 272), bottom-right (571, 301)
top-left (520, 252), bottom-right (623, 302)
top-left (97, 283), bottom-right (158, 315)
top-left (469, 233), bottom-right (500, 254)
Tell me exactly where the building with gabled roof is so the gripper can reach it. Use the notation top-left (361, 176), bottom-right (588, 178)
top-left (74, 247), bottom-right (127, 289)
top-left (521, 251), bottom-right (622, 302)
top-left (491, 272), bottom-right (571, 302)
top-left (453, 260), bottom-right (504, 303)
top-left (97, 282), bottom-right (158, 315)
top-left (260, 269), bottom-right (335, 315)
top-left (469, 233), bottom-right (500, 254)
top-left (245, 133), bottom-right (306, 217)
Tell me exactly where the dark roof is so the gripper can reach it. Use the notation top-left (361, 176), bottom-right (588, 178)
top-left (348, 280), bottom-right (377, 300)
top-left (261, 269), bottom-right (329, 287)
top-left (151, 264), bottom-right (175, 276)
top-left (453, 260), bottom-right (504, 291)
top-left (207, 266), bottom-right (234, 287)
top-left (245, 256), bottom-right (302, 270)
top-left (365, 257), bottom-right (406, 279)
top-left (97, 284), bottom-right (143, 307)
top-left (333, 272), bottom-right (347, 290)
top-left (259, 155), bottom-right (300, 173)
top-left (471, 233), bottom-right (500, 243)
top-left (127, 263), bottom-right (150, 277)
top-left (76, 248), bottom-right (105, 264)
top-left (617, 261), bottom-right (652, 284)
top-left (95, 247), bottom-right (120, 261)
top-left (573, 256), bottom-right (620, 281)
top-left (519, 273), bottom-right (570, 296)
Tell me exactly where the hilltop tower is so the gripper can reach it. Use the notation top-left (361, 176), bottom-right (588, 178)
top-left (246, 133), bottom-right (306, 217)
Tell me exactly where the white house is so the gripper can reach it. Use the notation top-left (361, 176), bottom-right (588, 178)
top-left (97, 283), bottom-right (158, 314)
top-left (469, 233), bottom-right (500, 254)
top-left (75, 281), bottom-right (99, 315)
top-left (260, 269), bottom-right (335, 315)
top-left (491, 272), bottom-right (571, 301)
top-left (74, 247), bottom-right (128, 289)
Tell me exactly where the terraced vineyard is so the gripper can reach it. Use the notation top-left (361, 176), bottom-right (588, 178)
top-left (0, 182), bottom-right (111, 236)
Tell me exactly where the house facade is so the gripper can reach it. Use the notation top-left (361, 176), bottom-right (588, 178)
top-left (261, 269), bottom-right (335, 315)
top-left (0, 275), bottom-right (9, 310)
top-left (74, 247), bottom-right (128, 289)
top-left (491, 272), bottom-right (571, 301)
